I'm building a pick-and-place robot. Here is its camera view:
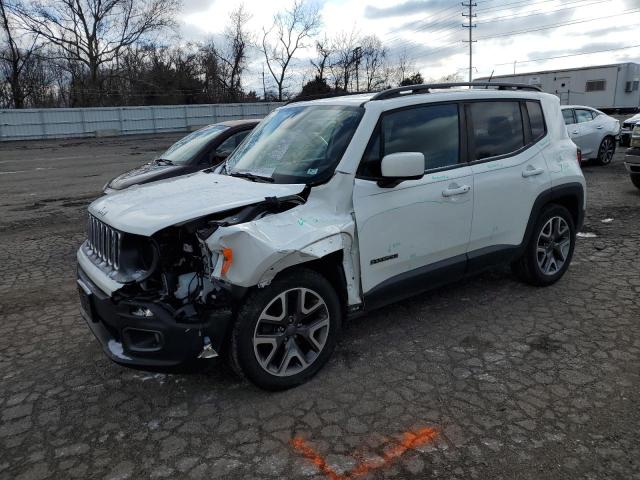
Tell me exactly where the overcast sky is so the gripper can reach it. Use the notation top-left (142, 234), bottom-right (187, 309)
top-left (179, 0), bottom-right (640, 93)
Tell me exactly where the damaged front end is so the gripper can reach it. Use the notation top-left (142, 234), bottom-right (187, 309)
top-left (77, 194), bottom-right (305, 367)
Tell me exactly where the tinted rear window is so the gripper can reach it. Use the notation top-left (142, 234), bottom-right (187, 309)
top-left (562, 109), bottom-right (575, 125)
top-left (526, 101), bottom-right (546, 140)
top-left (469, 102), bottom-right (524, 160)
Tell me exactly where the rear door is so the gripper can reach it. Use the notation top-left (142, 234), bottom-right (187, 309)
top-left (467, 99), bottom-right (551, 264)
top-left (573, 108), bottom-right (600, 157)
top-left (563, 108), bottom-right (586, 151)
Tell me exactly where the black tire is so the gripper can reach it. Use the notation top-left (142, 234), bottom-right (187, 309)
top-left (631, 174), bottom-right (640, 190)
top-left (511, 204), bottom-right (576, 286)
top-left (229, 268), bottom-right (341, 390)
top-left (597, 136), bottom-right (615, 165)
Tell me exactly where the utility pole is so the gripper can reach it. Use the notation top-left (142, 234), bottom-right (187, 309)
top-left (462, 2), bottom-right (477, 82)
top-left (353, 46), bottom-right (362, 93)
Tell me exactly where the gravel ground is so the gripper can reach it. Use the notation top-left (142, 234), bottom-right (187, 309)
top-left (0, 135), bottom-right (639, 480)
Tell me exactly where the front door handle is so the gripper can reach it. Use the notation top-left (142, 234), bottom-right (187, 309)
top-left (596, 126), bottom-right (604, 130)
top-left (522, 166), bottom-right (545, 178)
top-left (442, 184), bottom-right (471, 197)
top-left (571, 130), bottom-right (579, 135)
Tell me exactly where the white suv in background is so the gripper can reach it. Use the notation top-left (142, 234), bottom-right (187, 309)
top-left (77, 83), bottom-right (586, 390)
top-left (561, 105), bottom-right (620, 165)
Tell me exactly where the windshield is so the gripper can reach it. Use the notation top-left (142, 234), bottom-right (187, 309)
top-left (159, 124), bottom-right (229, 164)
top-left (225, 105), bottom-right (363, 184)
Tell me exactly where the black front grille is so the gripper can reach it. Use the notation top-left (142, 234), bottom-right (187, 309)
top-left (86, 214), bottom-right (122, 270)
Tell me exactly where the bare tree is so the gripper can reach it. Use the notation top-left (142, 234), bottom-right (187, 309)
top-left (218, 5), bottom-right (251, 101)
top-left (1, 0), bottom-right (43, 107)
top-left (16, 0), bottom-right (179, 105)
top-left (393, 49), bottom-right (414, 86)
top-left (261, 0), bottom-right (320, 101)
top-left (361, 35), bottom-right (387, 92)
top-left (330, 30), bottom-right (359, 92)
top-left (311, 36), bottom-right (332, 81)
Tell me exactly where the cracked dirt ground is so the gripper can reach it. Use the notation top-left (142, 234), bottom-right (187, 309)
top-left (1, 136), bottom-right (639, 479)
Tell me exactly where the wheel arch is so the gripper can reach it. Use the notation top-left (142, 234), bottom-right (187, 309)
top-left (520, 182), bottom-right (585, 254)
top-left (254, 233), bottom-right (361, 311)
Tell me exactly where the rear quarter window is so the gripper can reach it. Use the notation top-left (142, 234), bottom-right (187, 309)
top-left (526, 101), bottom-right (546, 141)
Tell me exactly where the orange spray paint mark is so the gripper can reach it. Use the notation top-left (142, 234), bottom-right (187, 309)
top-left (290, 437), bottom-right (342, 480)
top-left (290, 427), bottom-right (438, 480)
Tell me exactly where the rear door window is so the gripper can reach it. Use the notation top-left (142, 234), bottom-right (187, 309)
top-left (469, 101), bottom-right (524, 160)
top-left (562, 109), bottom-right (575, 125)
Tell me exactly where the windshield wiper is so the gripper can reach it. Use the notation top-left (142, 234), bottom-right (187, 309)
top-left (229, 171), bottom-right (274, 183)
top-left (155, 158), bottom-right (174, 165)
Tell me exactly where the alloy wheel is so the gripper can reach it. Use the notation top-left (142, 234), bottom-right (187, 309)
top-left (536, 216), bottom-right (571, 276)
top-left (253, 288), bottom-right (330, 377)
top-left (599, 137), bottom-right (614, 164)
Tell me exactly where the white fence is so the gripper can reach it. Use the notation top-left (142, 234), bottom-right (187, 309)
top-left (0, 102), bottom-right (282, 141)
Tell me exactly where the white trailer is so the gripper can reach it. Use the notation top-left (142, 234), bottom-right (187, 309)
top-left (477, 63), bottom-right (640, 110)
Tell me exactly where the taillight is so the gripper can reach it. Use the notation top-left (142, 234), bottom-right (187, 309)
top-left (576, 148), bottom-right (582, 166)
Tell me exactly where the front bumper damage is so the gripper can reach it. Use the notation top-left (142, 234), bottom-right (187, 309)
top-left (77, 265), bottom-right (234, 367)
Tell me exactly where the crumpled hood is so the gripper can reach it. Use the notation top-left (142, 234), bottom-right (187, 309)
top-left (89, 172), bottom-right (305, 236)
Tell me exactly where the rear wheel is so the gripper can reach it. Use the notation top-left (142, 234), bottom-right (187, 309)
top-left (631, 174), bottom-right (640, 190)
top-left (229, 268), bottom-right (341, 390)
top-left (512, 204), bottom-right (576, 286)
top-left (597, 136), bottom-right (615, 165)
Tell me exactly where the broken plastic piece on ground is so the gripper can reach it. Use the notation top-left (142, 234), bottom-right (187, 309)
top-left (601, 218), bottom-right (613, 223)
top-left (577, 232), bottom-right (597, 238)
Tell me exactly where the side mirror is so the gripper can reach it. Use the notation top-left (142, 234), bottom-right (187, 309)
top-left (379, 152), bottom-right (424, 187)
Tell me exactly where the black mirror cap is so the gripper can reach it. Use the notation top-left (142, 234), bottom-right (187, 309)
top-left (376, 173), bottom-right (424, 188)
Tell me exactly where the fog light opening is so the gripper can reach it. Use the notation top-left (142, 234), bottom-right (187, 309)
top-left (131, 307), bottom-right (154, 317)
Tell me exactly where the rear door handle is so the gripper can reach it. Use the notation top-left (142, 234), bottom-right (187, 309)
top-left (571, 130), bottom-right (579, 135)
top-left (596, 126), bottom-right (604, 130)
top-left (522, 166), bottom-right (545, 178)
top-left (442, 184), bottom-right (470, 197)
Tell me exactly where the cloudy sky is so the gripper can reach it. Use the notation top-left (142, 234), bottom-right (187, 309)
top-left (179, 0), bottom-right (640, 93)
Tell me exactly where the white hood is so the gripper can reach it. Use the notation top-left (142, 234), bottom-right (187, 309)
top-left (88, 172), bottom-right (305, 236)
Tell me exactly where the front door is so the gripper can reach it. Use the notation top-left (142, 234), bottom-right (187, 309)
top-left (353, 103), bottom-right (474, 299)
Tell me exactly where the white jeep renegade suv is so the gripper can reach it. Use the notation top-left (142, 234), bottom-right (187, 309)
top-left (77, 83), bottom-right (586, 390)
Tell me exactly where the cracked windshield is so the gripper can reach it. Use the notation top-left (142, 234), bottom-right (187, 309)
top-left (226, 105), bottom-right (363, 183)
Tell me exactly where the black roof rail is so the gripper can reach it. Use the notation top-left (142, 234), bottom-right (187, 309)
top-left (284, 91), bottom-right (370, 105)
top-left (370, 82), bottom-right (541, 101)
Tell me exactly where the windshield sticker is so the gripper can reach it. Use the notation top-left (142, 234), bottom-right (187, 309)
top-left (307, 168), bottom-right (318, 175)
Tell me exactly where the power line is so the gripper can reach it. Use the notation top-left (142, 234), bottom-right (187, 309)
top-left (476, 0), bottom-right (610, 25)
top-left (476, 8), bottom-right (640, 40)
top-left (491, 43), bottom-right (640, 67)
top-left (408, 8), bottom-right (640, 63)
top-left (383, 0), bottom-right (610, 64)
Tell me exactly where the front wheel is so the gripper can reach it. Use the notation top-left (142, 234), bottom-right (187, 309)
top-left (229, 269), bottom-right (341, 390)
top-left (512, 204), bottom-right (576, 286)
top-left (631, 174), bottom-right (640, 190)
top-left (597, 136), bottom-right (615, 165)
